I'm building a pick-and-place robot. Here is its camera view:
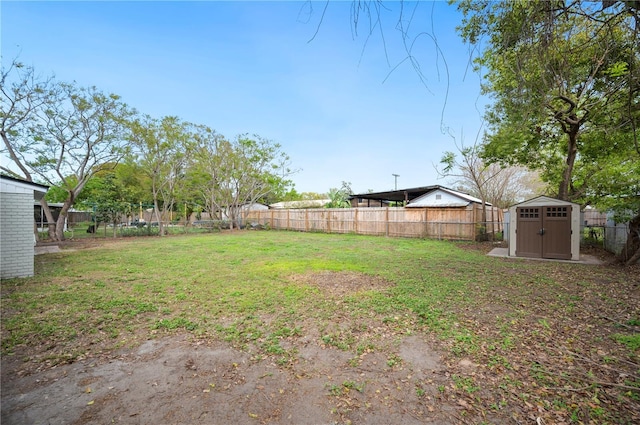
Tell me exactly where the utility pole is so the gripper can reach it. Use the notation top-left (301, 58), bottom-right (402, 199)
top-left (392, 174), bottom-right (400, 190)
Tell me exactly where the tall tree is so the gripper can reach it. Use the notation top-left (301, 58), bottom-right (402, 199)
top-left (192, 129), bottom-right (295, 229)
top-left (88, 172), bottom-right (131, 237)
top-left (129, 115), bottom-right (191, 236)
top-left (456, 0), bottom-right (640, 263)
top-left (190, 125), bottom-right (231, 223)
top-left (1, 61), bottom-right (60, 234)
top-left (1, 63), bottom-right (132, 240)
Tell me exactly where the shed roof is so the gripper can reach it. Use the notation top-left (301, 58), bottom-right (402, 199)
top-left (509, 195), bottom-right (579, 209)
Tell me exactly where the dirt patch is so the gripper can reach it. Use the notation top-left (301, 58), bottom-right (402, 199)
top-left (1, 333), bottom-right (459, 425)
top-left (289, 271), bottom-right (394, 297)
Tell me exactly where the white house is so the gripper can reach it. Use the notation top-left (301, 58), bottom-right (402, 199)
top-left (406, 187), bottom-right (490, 208)
top-left (1, 175), bottom-right (49, 279)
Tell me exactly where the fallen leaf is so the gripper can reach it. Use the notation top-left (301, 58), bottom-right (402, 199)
top-left (457, 399), bottom-right (470, 409)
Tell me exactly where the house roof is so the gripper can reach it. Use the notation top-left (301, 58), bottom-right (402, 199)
top-left (350, 185), bottom-right (488, 206)
top-left (406, 187), bottom-right (490, 208)
top-left (1, 174), bottom-right (49, 200)
top-left (350, 185), bottom-right (444, 203)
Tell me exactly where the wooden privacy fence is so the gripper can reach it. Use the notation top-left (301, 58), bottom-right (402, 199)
top-left (244, 206), bottom-right (504, 241)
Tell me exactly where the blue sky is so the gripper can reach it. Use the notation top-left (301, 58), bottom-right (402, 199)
top-left (1, 1), bottom-right (486, 195)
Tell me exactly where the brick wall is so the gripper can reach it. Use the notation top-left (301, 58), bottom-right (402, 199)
top-left (1, 192), bottom-right (35, 279)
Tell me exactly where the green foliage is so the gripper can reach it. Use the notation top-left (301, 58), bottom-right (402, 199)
top-left (612, 334), bottom-right (640, 351)
top-left (154, 317), bottom-right (199, 331)
top-left (189, 128), bottom-right (295, 226)
top-left (325, 181), bottom-right (352, 208)
top-left (128, 115), bottom-right (193, 235)
top-left (456, 0), bottom-right (639, 203)
top-left (452, 375), bottom-right (479, 394)
top-left (88, 173), bottom-right (128, 226)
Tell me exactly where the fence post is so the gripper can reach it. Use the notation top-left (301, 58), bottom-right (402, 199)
top-left (472, 205), bottom-right (477, 240)
top-left (355, 208), bottom-right (359, 234)
top-left (386, 208), bottom-right (389, 237)
top-left (287, 209), bottom-right (290, 230)
top-left (424, 208), bottom-right (428, 238)
top-left (305, 209), bottom-right (309, 232)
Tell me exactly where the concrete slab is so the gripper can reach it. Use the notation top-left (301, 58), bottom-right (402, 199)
top-left (487, 247), bottom-right (602, 265)
top-left (35, 245), bottom-right (62, 255)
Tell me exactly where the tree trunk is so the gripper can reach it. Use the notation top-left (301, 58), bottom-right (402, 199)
top-left (39, 198), bottom-right (60, 242)
top-left (621, 213), bottom-right (640, 266)
top-left (54, 199), bottom-right (75, 241)
top-left (558, 127), bottom-right (579, 201)
top-left (153, 202), bottom-right (164, 236)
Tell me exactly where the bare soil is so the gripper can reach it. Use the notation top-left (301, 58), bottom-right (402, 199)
top-left (2, 267), bottom-right (465, 425)
top-left (1, 333), bottom-right (458, 425)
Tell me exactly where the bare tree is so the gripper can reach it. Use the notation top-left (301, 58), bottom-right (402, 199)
top-left (437, 136), bottom-right (545, 239)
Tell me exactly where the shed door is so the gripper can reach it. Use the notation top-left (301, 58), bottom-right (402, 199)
top-left (541, 206), bottom-right (571, 260)
top-left (516, 207), bottom-right (542, 258)
top-left (516, 206), bottom-right (572, 259)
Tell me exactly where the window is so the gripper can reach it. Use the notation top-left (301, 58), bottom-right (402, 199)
top-left (546, 206), bottom-right (568, 217)
top-left (519, 208), bottom-right (539, 218)
top-left (435, 194), bottom-right (442, 200)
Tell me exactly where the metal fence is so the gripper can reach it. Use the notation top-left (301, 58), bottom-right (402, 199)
top-left (580, 223), bottom-right (629, 255)
top-left (59, 220), bottom-right (230, 239)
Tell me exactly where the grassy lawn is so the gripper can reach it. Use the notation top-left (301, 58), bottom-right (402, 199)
top-left (2, 231), bottom-right (639, 423)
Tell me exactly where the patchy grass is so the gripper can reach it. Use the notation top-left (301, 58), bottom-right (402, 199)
top-left (2, 231), bottom-right (639, 423)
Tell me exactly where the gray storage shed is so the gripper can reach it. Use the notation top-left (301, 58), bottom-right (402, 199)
top-left (508, 196), bottom-right (580, 261)
top-left (1, 175), bottom-right (49, 279)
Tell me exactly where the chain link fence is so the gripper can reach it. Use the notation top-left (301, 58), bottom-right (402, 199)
top-left (59, 219), bottom-right (232, 239)
top-left (580, 222), bottom-right (629, 255)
